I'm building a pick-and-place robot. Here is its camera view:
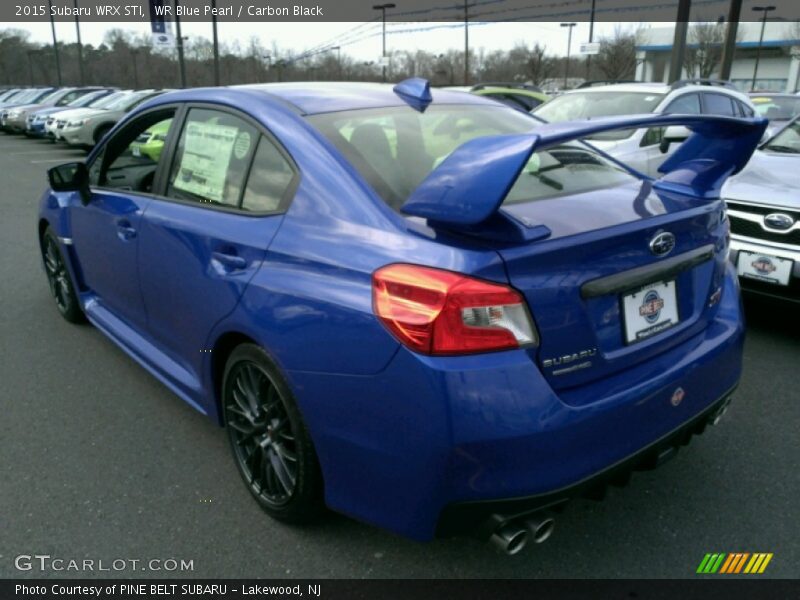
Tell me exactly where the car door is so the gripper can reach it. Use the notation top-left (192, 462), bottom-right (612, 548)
top-left (136, 105), bottom-right (298, 376)
top-left (71, 106), bottom-right (179, 330)
top-left (646, 92), bottom-right (702, 176)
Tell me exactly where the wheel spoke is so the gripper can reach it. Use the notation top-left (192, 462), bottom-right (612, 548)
top-left (270, 447), bottom-right (295, 493)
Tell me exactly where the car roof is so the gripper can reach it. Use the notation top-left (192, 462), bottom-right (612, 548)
top-left (562, 82), bottom-right (670, 94)
top-left (234, 82), bottom-right (498, 115)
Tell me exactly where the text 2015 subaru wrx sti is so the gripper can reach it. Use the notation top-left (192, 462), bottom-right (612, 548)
top-left (37, 80), bottom-right (766, 553)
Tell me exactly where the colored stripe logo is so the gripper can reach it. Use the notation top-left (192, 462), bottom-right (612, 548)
top-left (697, 553), bottom-right (773, 574)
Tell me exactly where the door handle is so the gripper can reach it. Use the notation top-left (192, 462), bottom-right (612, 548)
top-left (116, 219), bottom-right (137, 241)
top-left (211, 251), bottom-right (247, 270)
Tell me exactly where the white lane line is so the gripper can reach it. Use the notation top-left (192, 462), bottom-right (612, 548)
top-left (30, 158), bottom-right (77, 163)
top-left (12, 150), bottom-right (84, 155)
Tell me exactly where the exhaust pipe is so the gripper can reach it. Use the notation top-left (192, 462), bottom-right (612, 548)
top-left (488, 522), bottom-right (529, 555)
top-left (709, 397), bottom-right (732, 426)
top-left (524, 513), bottom-right (556, 544)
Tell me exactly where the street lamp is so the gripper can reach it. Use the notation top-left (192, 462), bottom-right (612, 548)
top-left (751, 5), bottom-right (776, 91)
top-left (373, 3), bottom-right (396, 83)
top-left (47, 0), bottom-right (62, 86)
top-left (561, 22), bottom-right (576, 89)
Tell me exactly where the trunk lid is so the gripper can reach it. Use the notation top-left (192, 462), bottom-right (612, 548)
top-left (497, 180), bottom-right (727, 394)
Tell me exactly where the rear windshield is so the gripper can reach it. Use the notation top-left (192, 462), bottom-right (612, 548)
top-left (533, 91), bottom-right (665, 140)
top-left (763, 119), bottom-right (800, 154)
top-left (309, 105), bottom-right (635, 210)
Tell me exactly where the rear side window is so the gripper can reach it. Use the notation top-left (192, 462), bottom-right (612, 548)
top-left (241, 137), bottom-right (295, 212)
top-left (167, 108), bottom-right (258, 208)
top-left (703, 93), bottom-right (735, 116)
top-left (664, 93), bottom-right (701, 114)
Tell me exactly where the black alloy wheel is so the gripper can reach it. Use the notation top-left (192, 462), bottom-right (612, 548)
top-left (223, 344), bottom-right (324, 522)
top-left (42, 227), bottom-right (84, 323)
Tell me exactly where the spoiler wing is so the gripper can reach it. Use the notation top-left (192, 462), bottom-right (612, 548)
top-left (401, 113), bottom-right (767, 229)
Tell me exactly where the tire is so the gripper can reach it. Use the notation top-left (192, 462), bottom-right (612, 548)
top-left (222, 344), bottom-right (324, 523)
top-left (41, 227), bottom-right (85, 324)
top-left (93, 124), bottom-right (111, 145)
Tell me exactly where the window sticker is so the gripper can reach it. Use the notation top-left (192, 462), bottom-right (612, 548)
top-left (233, 132), bottom-right (252, 160)
top-left (173, 121), bottom-right (238, 202)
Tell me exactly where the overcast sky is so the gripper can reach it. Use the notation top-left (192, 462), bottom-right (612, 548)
top-left (13, 20), bottom-right (642, 61)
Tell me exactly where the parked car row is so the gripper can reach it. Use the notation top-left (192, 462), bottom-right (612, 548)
top-left (0, 86), bottom-right (168, 149)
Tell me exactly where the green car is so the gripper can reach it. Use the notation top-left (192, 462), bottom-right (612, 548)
top-left (470, 83), bottom-right (550, 112)
top-left (130, 118), bottom-right (173, 162)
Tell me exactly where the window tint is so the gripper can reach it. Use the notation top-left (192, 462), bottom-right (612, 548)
top-left (92, 110), bottom-right (176, 193)
top-left (664, 93), bottom-right (701, 114)
top-left (166, 108), bottom-right (257, 208)
top-left (242, 136), bottom-right (295, 212)
top-left (703, 93), bottom-right (735, 116)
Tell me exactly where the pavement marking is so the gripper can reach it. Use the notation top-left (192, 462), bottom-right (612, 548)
top-left (30, 158), bottom-right (76, 163)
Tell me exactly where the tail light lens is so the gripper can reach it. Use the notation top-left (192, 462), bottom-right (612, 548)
top-left (372, 264), bottom-right (537, 355)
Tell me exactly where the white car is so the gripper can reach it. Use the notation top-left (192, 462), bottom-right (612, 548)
top-left (533, 80), bottom-right (756, 177)
top-left (45, 90), bottom-right (131, 140)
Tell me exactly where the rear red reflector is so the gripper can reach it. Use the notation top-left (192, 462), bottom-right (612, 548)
top-left (372, 264), bottom-right (537, 355)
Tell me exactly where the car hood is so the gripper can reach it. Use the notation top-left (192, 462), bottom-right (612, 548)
top-left (31, 106), bottom-right (70, 118)
top-left (56, 107), bottom-right (107, 121)
top-left (722, 150), bottom-right (800, 209)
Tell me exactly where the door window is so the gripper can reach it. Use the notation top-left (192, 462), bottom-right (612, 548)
top-left (241, 137), bottom-right (296, 213)
top-left (166, 109), bottom-right (258, 208)
top-left (703, 93), bottom-right (736, 116)
top-left (663, 93), bottom-right (701, 114)
top-left (91, 109), bottom-right (176, 193)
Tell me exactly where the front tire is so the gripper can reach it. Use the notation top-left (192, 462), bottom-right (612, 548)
top-left (41, 227), bottom-right (84, 324)
top-left (222, 344), bottom-right (324, 523)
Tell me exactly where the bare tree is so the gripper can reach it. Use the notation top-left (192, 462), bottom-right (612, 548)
top-left (683, 21), bottom-right (727, 79)
top-left (594, 25), bottom-right (641, 81)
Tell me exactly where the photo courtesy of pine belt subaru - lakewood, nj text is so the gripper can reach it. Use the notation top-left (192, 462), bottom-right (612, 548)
top-left (36, 79), bottom-right (766, 555)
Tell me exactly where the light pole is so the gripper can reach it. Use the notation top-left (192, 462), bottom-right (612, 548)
top-left (210, 0), bottom-right (220, 86)
top-left (561, 22), bottom-right (576, 89)
top-left (27, 50), bottom-right (37, 86)
top-left (131, 49), bottom-right (140, 89)
top-left (330, 46), bottom-right (342, 79)
top-left (464, 0), bottom-right (469, 85)
top-left (586, 0), bottom-right (596, 78)
top-left (74, 0), bottom-right (85, 84)
top-left (174, 0), bottom-right (187, 88)
top-left (751, 5), bottom-right (775, 91)
top-left (47, 0), bottom-right (62, 86)
top-left (372, 3), bottom-right (396, 83)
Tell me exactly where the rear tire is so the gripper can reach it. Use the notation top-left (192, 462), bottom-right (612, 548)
top-left (41, 227), bottom-right (84, 324)
top-left (222, 344), bottom-right (324, 523)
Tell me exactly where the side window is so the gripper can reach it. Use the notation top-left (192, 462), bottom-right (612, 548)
top-left (92, 110), bottom-right (176, 193)
top-left (166, 108), bottom-right (258, 208)
top-left (663, 93), bottom-right (701, 114)
top-left (703, 93), bottom-right (735, 116)
top-left (738, 101), bottom-right (755, 117)
top-left (242, 136), bottom-right (295, 213)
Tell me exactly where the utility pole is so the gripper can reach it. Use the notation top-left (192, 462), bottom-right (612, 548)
top-left (751, 5), bottom-right (776, 91)
top-left (27, 50), bottom-right (36, 86)
top-left (464, 0), bottom-right (470, 85)
top-left (719, 0), bottom-right (742, 81)
top-left (174, 0), bottom-right (187, 88)
top-left (330, 46), bottom-right (342, 79)
top-left (586, 0), bottom-right (596, 78)
top-left (74, 0), bottom-right (85, 84)
top-left (373, 3), bottom-right (396, 83)
top-left (211, 0), bottom-right (220, 86)
top-left (47, 0), bottom-right (62, 86)
top-left (561, 22), bottom-right (576, 89)
top-left (668, 0), bottom-right (692, 84)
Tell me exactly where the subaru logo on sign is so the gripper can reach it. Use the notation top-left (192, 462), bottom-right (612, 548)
top-left (649, 232), bottom-right (675, 257)
top-left (764, 213), bottom-right (794, 231)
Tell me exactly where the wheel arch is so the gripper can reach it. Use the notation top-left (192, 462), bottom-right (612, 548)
top-left (210, 331), bottom-right (258, 426)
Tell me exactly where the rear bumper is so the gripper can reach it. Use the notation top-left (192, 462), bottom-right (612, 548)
top-left (289, 264), bottom-right (745, 541)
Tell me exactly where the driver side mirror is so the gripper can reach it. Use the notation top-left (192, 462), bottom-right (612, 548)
top-left (48, 162), bottom-right (90, 204)
top-left (659, 125), bottom-right (691, 154)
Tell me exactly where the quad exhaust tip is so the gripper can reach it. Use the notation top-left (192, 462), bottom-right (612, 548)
top-left (488, 514), bottom-right (556, 555)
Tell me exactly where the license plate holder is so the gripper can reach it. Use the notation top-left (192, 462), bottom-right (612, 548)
top-left (621, 280), bottom-right (680, 345)
top-left (737, 250), bottom-right (793, 286)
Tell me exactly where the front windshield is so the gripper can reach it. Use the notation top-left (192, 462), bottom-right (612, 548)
top-left (309, 105), bottom-right (636, 210)
top-left (533, 91), bottom-right (665, 141)
top-left (751, 95), bottom-right (800, 121)
top-left (763, 119), bottom-right (800, 154)
top-left (67, 91), bottom-right (107, 108)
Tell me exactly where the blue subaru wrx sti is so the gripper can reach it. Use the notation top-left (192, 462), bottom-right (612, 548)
top-left (37, 79), bottom-right (766, 553)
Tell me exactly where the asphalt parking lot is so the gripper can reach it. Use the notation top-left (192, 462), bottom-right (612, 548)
top-left (0, 133), bottom-right (798, 579)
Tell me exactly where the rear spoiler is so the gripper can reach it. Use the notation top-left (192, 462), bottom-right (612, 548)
top-left (401, 114), bottom-right (767, 240)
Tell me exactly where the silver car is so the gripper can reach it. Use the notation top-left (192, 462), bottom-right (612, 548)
top-left (723, 116), bottom-right (800, 302)
top-left (59, 90), bottom-right (165, 148)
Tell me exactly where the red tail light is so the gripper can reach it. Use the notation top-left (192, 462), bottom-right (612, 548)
top-left (372, 264), bottom-right (537, 355)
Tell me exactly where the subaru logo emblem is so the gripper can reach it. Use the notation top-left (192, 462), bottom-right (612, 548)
top-left (764, 213), bottom-right (794, 231)
top-left (649, 232), bottom-right (676, 257)
top-left (670, 387), bottom-right (685, 407)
